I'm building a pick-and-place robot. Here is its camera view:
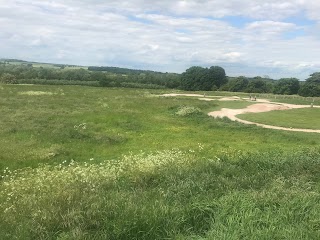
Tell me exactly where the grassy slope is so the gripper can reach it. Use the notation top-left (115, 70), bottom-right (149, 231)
top-left (1, 84), bottom-right (320, 239)
top-left (238, 108), bottom-right (320, 129)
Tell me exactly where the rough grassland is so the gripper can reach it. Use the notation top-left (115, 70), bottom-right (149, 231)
top-left (1, 84), bottom-right (319, 170)
top-left (0, 84), bottom-right (320, 239)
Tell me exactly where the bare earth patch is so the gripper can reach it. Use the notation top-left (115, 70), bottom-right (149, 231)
top-left (209, 102), bottom-right (320, 133)
top-left (161, 93), bottom-right (223, 98)
top-left (218, 96), bottom-right (241, 101)
top-left (162, 93), bottom-right (206, 97)
top-left (161, 93), bottom-right (241, 102)
top-left (18, 91), bottom-right (55, 96)
top-left (160, 93), bottom-right (320, 133)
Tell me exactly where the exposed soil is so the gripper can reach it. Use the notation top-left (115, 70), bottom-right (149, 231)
top-left (209, 101), bottom-right (320, 133)
top-left (160, 93), bottom-right (320, 133)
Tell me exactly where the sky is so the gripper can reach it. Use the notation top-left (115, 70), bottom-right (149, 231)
top-left (1, 0), bottom-right (320, 79)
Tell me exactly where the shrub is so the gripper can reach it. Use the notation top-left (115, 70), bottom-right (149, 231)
top-left (0, 73), bottom-right (17, 84)
top-left (175, 106), bottom-right (202, 116)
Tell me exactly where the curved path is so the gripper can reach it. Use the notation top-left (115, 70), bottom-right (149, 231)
top-left (208, 102), bottom-right (320, 133)
top-left (160, 93), bottom-right (320, 133)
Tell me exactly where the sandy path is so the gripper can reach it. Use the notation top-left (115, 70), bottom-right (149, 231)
top-left (160, 93), bottom-right (320, 133)
top-left (209, 102), bottom-right (320, 133)
top-left (162, 93), bottom-right (221, 98)
top-left (161, 94), bottom-right (242, 102)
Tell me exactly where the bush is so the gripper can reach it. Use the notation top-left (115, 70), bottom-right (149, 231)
top-left (0, 73), bottom-right (17, 84)
top-left (299, 83), bottom-right (320, 97)
top-left (175, 106), bottom-right (202, 116)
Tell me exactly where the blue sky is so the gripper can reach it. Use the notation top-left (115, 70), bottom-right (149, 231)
top-left (1, 0), bottom-right (320, 80)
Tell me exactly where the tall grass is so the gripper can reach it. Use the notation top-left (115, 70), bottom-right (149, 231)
top-left (1, 148), bottom-right (319, 239)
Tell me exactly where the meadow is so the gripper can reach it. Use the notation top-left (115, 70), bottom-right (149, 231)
top-left (0, 84), bottom-right (320, 239)
top-left (239, 108), bottom-right (320, 129)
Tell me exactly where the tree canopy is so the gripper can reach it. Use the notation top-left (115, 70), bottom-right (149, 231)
top-left (180, 66), bottom-right (226, 91)
top-left (228, 76), bottom-right (249, 92)
top-left (299, 73), bottom-right (320, 97)
top-left (273, 78), bottom-right (300, 95)
top-left (245, 78), bottom-right (269, 93)
top-left (0, 73), bottom-right (17, 84)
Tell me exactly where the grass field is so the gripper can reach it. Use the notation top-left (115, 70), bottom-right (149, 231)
top-left (1, 84), bottom-right (320, 239)
top-left (238, 108), bottom-right (320, 129)
top-left (1, 84), bottom-right (319, 170)
top-left (1, 60), bottom-right (88, 70)
top-left (266, 97), bottom-right (320, 105)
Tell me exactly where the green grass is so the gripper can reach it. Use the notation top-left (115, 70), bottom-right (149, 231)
top-left (1, 84), bottom-right (320, 239)
top-left (1, 149), bottom-right (320, 239)
top-left (3, 61), bottom-right (88, 70)
top-left (30, 63), bottom-right (87, 70)
top-left (267, 97), bottom-right (320, 105)
top-left (228, 92), bottom-right (320, 105)
top-left (238, 108), bottom-right (320, 129)
top-left (31, 63), bottom-right (61, 69)
top-left (1, 84), bottom-right (320, 170)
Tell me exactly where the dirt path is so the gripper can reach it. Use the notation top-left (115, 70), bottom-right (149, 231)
top-left (208, 102), bottom-right (320, 133)
top-left (161, 93), bottom-right (240, 101)
top-left (160, 93), bottom-right (320, 133)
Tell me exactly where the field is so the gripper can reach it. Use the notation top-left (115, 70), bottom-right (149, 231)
top-left (239, 108), bottom-right (320, 130)
top-left (1, 60), bottom-right (88, 70)
top-left (1, 84), bottom-right (320, 239)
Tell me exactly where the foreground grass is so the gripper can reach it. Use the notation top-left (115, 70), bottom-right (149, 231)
top-left (238, 108), bottom-right (320, 129)
top-left (1, 149), bottom-right (320, 239)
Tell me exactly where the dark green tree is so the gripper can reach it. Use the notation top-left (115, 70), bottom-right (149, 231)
top-left (299, 83), bottom-right (320, 97)
top-left (91, 71), bottom-right (107, 82)
top-left (180, 66), bottom-right (207, 91)
top-left (228, 76), bottom-right (248, 92)
top-left (180, 66), bottom-right (226, 91)
top-left (0, 73), bottom-right (17, 84)
top-left (298, 73), bottom-right (320, 97)
top-left (306, 72), bottom-right (320, 84)
top-left (207, 66), bottom-right (227, 88)
top-left (273, 78), bottom-right (300, 95)
top-left (245, 78), bottom-right (268, 93)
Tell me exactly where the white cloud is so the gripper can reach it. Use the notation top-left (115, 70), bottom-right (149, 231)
top-left (222, 52), bottom-right (243, 62)
top-left (0, 0), bottom-right (320, 79)
top-left (246, 21), bottom-right (296, 31)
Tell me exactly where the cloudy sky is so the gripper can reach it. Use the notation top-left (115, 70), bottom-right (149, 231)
top-left (1, 0), bottom-right (320, 79)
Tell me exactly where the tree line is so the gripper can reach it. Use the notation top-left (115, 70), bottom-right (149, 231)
top-left (0, 62), bottom-right (180, 89)
top-left (221, 75), bottom-right (320, 97)
top-left (88, 66), bottom-right (163, 75)
top-left (180, 66), bottom-right (320, 97)
top-left (0, 61), bottom-right (320, 96)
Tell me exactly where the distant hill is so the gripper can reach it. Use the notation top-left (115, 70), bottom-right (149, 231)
top-left (0, 58), bottom-right (28, 63)
top-left (0, 58), bottom-right (167, 75)
top-left (88, 66), bottom-right (164, 75)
